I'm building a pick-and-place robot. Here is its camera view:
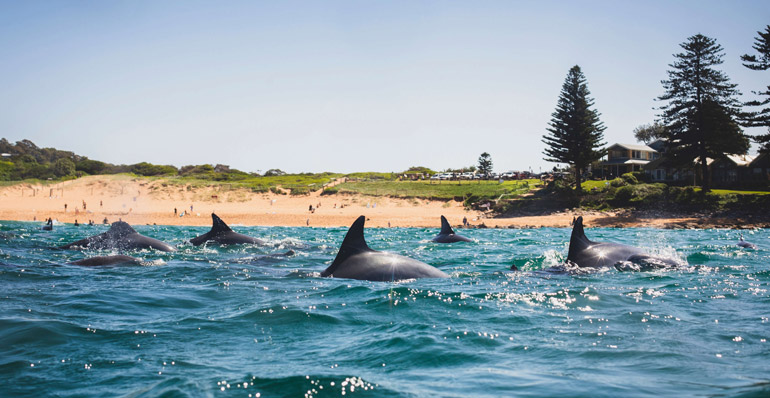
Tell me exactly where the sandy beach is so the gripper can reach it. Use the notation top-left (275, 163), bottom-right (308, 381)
top-left (0, 175), bottom-right (763, 229)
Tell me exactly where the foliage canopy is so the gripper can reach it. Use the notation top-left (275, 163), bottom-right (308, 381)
top-left (542, 65), bottom-right (606, 192)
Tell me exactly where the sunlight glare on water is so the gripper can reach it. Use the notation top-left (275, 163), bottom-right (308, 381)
top-left (0, 221), bottom-right (769, 397)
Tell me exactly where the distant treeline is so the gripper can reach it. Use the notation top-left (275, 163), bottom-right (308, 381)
top-left (0, 138), bottom-right (188, 181)
top-left (0, 138), bottom-right (437, 182)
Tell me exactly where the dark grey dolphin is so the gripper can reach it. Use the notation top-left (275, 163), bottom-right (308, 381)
top-left (69, 255), bottom-right (141, 266)
top-left (189, 213), bottom-right (265, 246)
top-left (567, 216), bottom-right (679, 269)
top-left (322, 216), bottom-right (449, 282)
top-left (432, 215), bottom-right (472, 243)
top-left (58, 221), bottom-right (176, 252)
top-left (738, 235), bottom-right (757, 249)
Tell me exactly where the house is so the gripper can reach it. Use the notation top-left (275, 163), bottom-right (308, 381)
top-left (646, 152), bottom-right (761, 187)
top-left (748, 153), bottom-right (770, 187)
top-left (601, 143), bottom-right (659, 178)
top-left (710, 154), bottom-right (756, 186)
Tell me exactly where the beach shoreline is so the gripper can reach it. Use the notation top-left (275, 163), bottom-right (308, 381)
top-left (1, 176), bottom-right (766, 229)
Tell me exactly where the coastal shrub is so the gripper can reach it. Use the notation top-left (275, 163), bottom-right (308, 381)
top-left (12, 160), bottom-right (54, 180)
top-left (668, 186), bottom-right (697, 204)
top-left (665, 186), bottom-right (722, 209)
top-left (270, 186), bottom-right (286, 195)
top-left (629, 183), bottom-right (666, 205)
top-left (321, 187), bottom-right (339, 195)
top-left (612, 185), bottom-right (634, 205)
top-left (75, 159), bottom-right (108, 175)
top-left (0, 160), bottom-right (13, 180)
top-left (621, 172), bottom-right (638, 185)
top-left (290, 187), bottom-right (310, 196)
top-left (131, 162), bottom-right (178, 176)
top-left (251, 186), bottom-right (269, 193)
top-left (52, 158), bottom-right (76, 177)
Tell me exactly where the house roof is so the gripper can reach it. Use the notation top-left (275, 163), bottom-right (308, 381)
top-left (750, 152), bottom-right (770, 167)
top-left (646, 153), bottom-right (757, 170)
top-left (607, 143), bottom-right (657, 152)
top-left (698, 154), bottom-right (756, 167)
top-left (602, 159), bottom-right (650, 166)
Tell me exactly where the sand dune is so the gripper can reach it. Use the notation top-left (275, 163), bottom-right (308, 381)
top-left (0, 175), bottom-right (749, 229)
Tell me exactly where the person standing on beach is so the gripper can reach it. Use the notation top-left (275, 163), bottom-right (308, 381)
top-left (64, 204), bottom-right (67, 212)
top-left (174, 208), bottom-right (177, 215)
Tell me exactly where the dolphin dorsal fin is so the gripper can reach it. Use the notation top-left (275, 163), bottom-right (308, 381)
top-left (439, 215), bottom-right (454, 235)
top-left (567, 216), bottom-right (591, 262)
top-left (108, 221), bottom-right (137, 237)
top-left (322, 216), bottom-right (372, 277)
top-left (211, 213), bottom-right (232, 233)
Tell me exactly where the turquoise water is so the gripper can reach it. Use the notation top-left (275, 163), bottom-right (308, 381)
top-left (1, 220), bottom-right (769, 397)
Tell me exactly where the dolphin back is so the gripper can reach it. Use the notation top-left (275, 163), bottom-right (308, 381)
top-left (432, 216), bottom-right (472, 243)
top-left (190, 213), bottom-right (263, 246)
top-left (58, 221), bottom-right (175, 252)
top-left (322, 216), bottom-right (372, 277)
top-left (567, 216), bottom-right (592, 264)
top-left (439, 216), bottom-right (454, 235)
top-left (323, 216), bottom-right (448, 281)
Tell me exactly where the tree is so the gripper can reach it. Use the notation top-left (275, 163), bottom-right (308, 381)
top-left (657, 34), bottom-right (749, 192)
top-left (633, 122), bottom-right (667, 144)
top-left (52, 158), bottom-right (75, 177)
top-left (542, 65), bottom-right (606, 192)
top-left (477, 152), bottom-right (493, 175)
top-left (264, 168), bottom-right (286, 176)
top-left (741, 25), bottom-right (770, 153)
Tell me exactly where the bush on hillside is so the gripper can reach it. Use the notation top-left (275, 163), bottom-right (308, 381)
top-left (52, 158), bottom-right (76, 177)
top-left (290, 187), bottom-right (310, 196)
top-left (321, 187), bottom-right (339, 195)
top-left (621, 172), bottom-right (638, 185)
top-left (131, 162), bottom-right (178, 176)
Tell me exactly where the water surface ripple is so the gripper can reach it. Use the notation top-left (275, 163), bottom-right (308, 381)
top-left (1, 221), bottom-right (768, 397)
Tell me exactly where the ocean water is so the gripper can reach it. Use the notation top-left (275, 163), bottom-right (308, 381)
top-left (1, 220), bottom-right (769, 398)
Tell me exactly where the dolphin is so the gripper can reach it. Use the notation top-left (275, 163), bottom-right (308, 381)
top-left (432, 215), bottom-right (472, 243)
top-left (189, 213), bottom-right (265, 246)
top-left (737, 234), bottom-right (757, 249)
top-left (69, 255), bottom-right (141, 266)
top-left (58, 221), bottom-right (176, 252)
top-left (567, 216), bottom-right (679, 269)
top-left (321, 216), bottom-right (449, 282)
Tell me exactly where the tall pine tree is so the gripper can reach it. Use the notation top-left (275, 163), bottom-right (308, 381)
top-left (542, 65), bottom-right (606, 192)
top-left (477, 152), bottom-right (493, 176)
top-left (657, 34), bottom-right (749, 192)
top-left (741, 25), bottom-right (770, 153)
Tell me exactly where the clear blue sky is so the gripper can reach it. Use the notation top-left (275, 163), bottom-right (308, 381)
top-left (1, 0), bottom-right (768, 174)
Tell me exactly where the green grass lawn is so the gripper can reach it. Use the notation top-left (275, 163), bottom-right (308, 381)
top-left (174, 172), bottom-right (344, 191)
top-left (582, 179), bottom-right (612, 192)
top-left (698, 188), bottom-right (770, 195)
top-left (334, 179), bottom-right (539, 201)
